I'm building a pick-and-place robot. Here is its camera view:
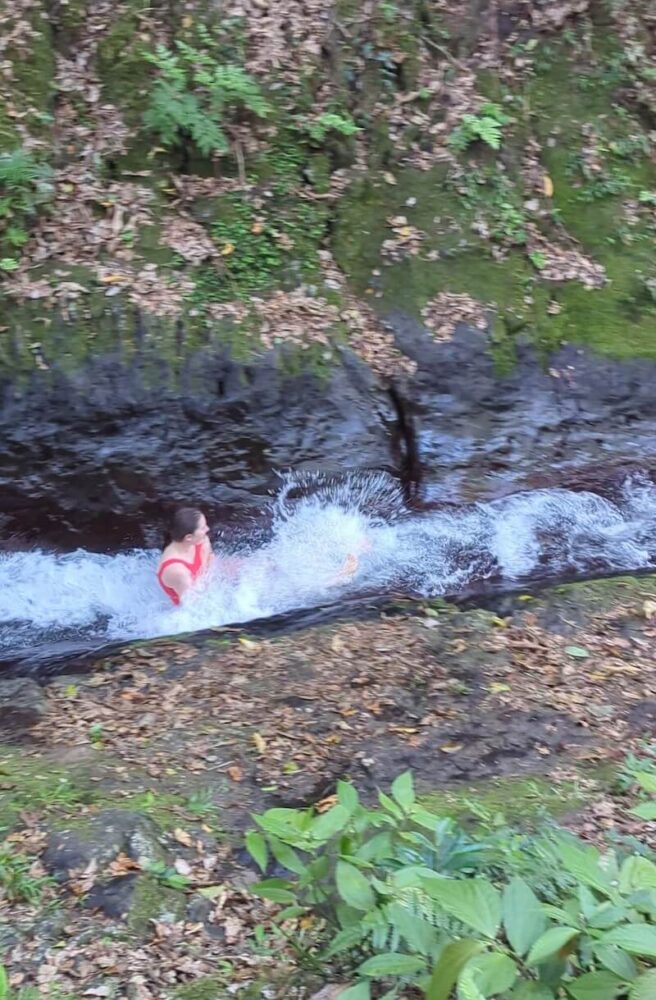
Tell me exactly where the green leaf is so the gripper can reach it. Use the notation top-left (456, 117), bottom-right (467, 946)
top-left (601, 924), bottom-right (656, 958)
top-left (378, 791), bottom-right (404, 820)
top-left (465, 952), bottom-right (517, 995)
top-left (411, 807), bottom-right (442, 831)
top-left (323, 925), bottom-right (367, 958)
top-left (509, 985), bottom-right (555, 1000)
top-left (336, 861), bottom-right (375, 911)
top-left (457, 966), bottom-right (486, 1000)
top-left (503, 878), bottom-right (547, 956)
top-left (358, 953), bottom-right (427, 978)
top-left (356, 831), bottom-right (393, 863)
top-left (564, 645), bottom-right (590, 658)
top-left (251, 878), bottom-right (296, 904)
top-left (268, 836), bottom-right (307, 876)
top-left (275, 905), bottom-right (306, 921)
top-left (592, 943), bottom-right (637, 980)
top-left (636, 772), bottom-right (656, 794)
top-left (311, 804), bottom-right (350, 841)
top-left (387, 903), bottom-right (438, 956)
top-left (425, 877), bottom-right (501, 939)
top-left (526, 927), bottom-right (580, 966)
top-left (557, 839), bottom-right (613, 896)
top-left (245, 830), bottom-right (268, 872)
top-left (391, 771), bottom-right (415, 812)
top-left (630, 802), bottom-right (656, 820)
top-left (0, 965), bottom-right (7, 1000)
top-left (338, 983), bottom-right (371, 1000)
top-left (565, 971), bottom-right (624, 1000)
top-left (426, 940), bottom-right (485, 1000)
top-left (630, 969), bottom-right (656, 1000)
top-left (587, 905), bottom-right (628, 930)
top-left (337, 780), bottom-right (359, 813)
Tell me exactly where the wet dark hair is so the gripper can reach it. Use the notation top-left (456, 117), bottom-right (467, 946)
top-left (168, 507), bottom-right (203, 543)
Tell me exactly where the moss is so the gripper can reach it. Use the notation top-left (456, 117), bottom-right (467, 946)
top-left (127, 874), bottom-right (186, 935)
top-left (0, 3), bottom-right (55, 148)
top-left (96, 1), bottom-right (153, 127)
top-left (419, 773), bottom-right (599, 827)
top-left (172, 978), bottom-right (230, 1000)
top-left (0, 749), bottom-right (95, 830)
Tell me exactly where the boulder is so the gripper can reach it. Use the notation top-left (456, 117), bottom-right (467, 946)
top-left (0, 678), bottom-right (48, 731)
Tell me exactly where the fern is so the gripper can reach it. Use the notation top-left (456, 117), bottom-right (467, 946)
top-left (449, 103), bottom-right (511, 153)
top-left (306, 112), bottom-right (360, 143)
top-left (144, 37), bottom-right (270, 159)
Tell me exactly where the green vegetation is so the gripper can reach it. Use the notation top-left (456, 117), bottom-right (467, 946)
top-left (0, 844), bottom-right (51, 903)
top-left (0, 149), bottom-right (53, 263)
top-left (248, 771), bottom-right (656, 999)
top-left (448, 103), bottom-right (512, 153)
top-left (144, 29), bottom-right (270, 164)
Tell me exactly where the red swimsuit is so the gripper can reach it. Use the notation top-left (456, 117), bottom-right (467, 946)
top-left (157, 543), bottom-right (204, 606)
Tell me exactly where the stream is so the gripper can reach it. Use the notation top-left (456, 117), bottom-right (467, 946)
top-left (2, 468), bottom-right (656, 671)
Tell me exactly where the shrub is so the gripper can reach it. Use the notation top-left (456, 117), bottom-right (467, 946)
top-left (248, 772), bottom-right (656, 999)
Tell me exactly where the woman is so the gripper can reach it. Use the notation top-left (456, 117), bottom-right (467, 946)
top-left (157, 508), bottom-right (214, 606)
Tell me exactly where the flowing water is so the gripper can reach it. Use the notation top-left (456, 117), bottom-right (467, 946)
top-left (2, 469), bottom-right (656, 668)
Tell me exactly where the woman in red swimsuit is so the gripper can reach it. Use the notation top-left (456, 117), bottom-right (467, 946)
top-left (157, 508), bottom-right (214, 606)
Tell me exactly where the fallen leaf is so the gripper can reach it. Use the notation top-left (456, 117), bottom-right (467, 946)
top-left (564, 645), bottom-right (590, 658)
top-left (174, 858), bottom-right (192, 876)
top-left (227, 765), bottom-right (244, 782)
top-left (643, 600), bottom-right (656, 620)
top-left (440, 742), bottom-right (463, 754)
top-left (543, 174), bottom-right (554, 197)
top-left (383, 172), bottom-right (397, 185)
top-left (173, 828), bottom-right (194, 847)
top-left (198, 884), bottom-right (225, 900)
top-left (252, 732), bottom-right (267, 755)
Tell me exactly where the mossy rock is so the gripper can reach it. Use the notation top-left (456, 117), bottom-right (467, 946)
top-left (127, 874), bottom-right (186, 935)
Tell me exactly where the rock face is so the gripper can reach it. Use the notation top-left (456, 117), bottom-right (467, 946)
top-left (0, 348), bottom-right (393, 549)
top-left (43, 809), bottom-right (164, 880)
top-left (0, 678), bottom-right (48, 731)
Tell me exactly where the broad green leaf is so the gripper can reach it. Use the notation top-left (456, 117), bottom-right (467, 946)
top-left (356, 831), bottom-right (393, 863)
top-left (323, 925), bottom-right (367, 957)
top-left (510, 983), bottom-right (555, 1000)
top-left (592, 943), bottom-right (637, 980)
top-left (268, 835), bottom-right (307, 876)
top-left (565, 971), bottom-right (624, 1000)
top-left (636, 772), bottom-right (656, 794)
top-left (557, 839), bottom-right (613, 896)
top-left (391, 771), bottom-right (415, 812)
top-left (564, 645), bottom-right (590, 658)
top-left (630, 969), bottom-right (656, 1000)
top-left (425, 877), bottom-right (501, 939)
top-left (337, 780), bottom-right (359, 814)
top-left (587, 905), bottom-right (628, 930)
top-left (387, 903), bottom-right (438, 956)
top-left (526, 927), bottom-right (580, 966)
top-left (630, 802), bottom-right (656, 821)
top-left (465, 952), bottom-right (517, 995)
top-left (504, 878), bottom-right (547, 956)
top-left (601, 924), bottom-right (656, 958)
top-left (311, 804), bottom-right (350, 841)
top-left (0, 965), bottom-right (7, 1000)
top-left (509, 985), bottom-right (555, 999)
top-left (379, 791), bottom-right (404, 820)
top-left (338, 983), bottom-right (371, 1000)
top-left (457, 966), bottom-right (485, 1000)
top-left (336, 861), bottom-right (375, 911)
top-left (412, 807), bottom-right (442, 831)
top-left (245, 830), bottom-right (268, 872)
top-left (426, 939), bottom-right (485, 1000)
top-left (358, 953), bottom-right (427, 978)
top-left (578, 885), bottom-right (598, 920)
top-left (251, 878), bottom-right (296, 904)
top-left (275, 905), bottom-right (306, 921)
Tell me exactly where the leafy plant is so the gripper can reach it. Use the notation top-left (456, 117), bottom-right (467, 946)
top-left (529, 250), bottom-right (547, 270)
top-left (144, 859), bottom-right (189, 891)
top-left (0, 844), bottom-right (51, 903)
top-left (144, 35), bottom-right (270, 162)
top-left (449, 104), bottom-right (511, 153)
top-left (247, 772), bottom-right (656, 999)
top-left (304, 112), bottom-right (361, 144)
top-left (0, 149), bottom-right (52, 260)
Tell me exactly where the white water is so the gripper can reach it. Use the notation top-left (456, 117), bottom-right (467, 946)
top-left (2, 470), bottom-right (656, 661)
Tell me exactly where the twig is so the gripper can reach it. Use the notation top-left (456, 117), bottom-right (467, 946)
top-left (423, 36), bottom-right (469, 73)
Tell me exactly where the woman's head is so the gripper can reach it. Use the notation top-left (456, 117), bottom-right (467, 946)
top-left (169, 508), bottom-right (209, 544)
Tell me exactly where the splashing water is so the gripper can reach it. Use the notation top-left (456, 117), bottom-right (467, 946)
top-left (2, 470), bottom-right (656, 661)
